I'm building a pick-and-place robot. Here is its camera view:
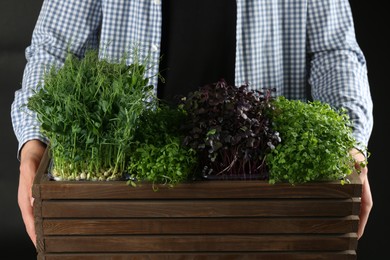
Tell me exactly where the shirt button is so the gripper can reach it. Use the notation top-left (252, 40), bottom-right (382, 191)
top-left (151, 44), bottom-right (159, 52)
top-left (153, 0), bottom-right (161, 5)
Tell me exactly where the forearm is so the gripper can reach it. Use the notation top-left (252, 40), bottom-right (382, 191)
top-left (20, 140), bottom-right (47, 170)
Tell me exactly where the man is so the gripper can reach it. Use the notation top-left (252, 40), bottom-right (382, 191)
top-left (11, 0), bottom-right (373, 247)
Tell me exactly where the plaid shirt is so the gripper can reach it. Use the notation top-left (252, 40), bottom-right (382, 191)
top-left (11, 0), bottom-right (373, 158)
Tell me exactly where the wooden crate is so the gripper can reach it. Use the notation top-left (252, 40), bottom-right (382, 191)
top-left (33, 149), bottom-right (362, 260)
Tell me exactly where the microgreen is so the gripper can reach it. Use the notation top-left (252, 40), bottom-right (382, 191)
top-left (27, 49), bottom-right (366, 186)
top-left (126, 103), bottom-right (197, 188)
top-left (265, 96), bottom-right (358, 184)
top-left (27, 49), bottom-right (156, 181)
top-left (180, 79), bottom-right (280, 180)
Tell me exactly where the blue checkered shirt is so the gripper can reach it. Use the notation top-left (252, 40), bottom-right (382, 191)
top-left (11, 0), bottom-right (373, 158)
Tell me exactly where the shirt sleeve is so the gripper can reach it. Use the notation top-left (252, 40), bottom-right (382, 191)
top-left (10, 0), bottom-right (102, 160)
top-left (307, 0), bottom-right (373, 150)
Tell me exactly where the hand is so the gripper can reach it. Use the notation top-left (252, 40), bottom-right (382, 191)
top-left (18, 140), bottom-right (47, 247)
top-left (350, 148), bottom-right (373, 240)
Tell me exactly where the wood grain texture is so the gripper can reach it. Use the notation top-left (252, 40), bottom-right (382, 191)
top-left (43, 234), bottom-right (358, 252)
top-left (42, 216), bottom-right (359, 235)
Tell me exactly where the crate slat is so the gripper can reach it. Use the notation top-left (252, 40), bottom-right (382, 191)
top-left (42, 216), bottom-right (359, 235)
top-left (43, 234), bottom-right (358, 253)
top-left (38, 251), bottom-right (357, 260)
top-left (36, 180), bottom-right (361, 199)
top-left (41, 199), bottom-right (360, 218)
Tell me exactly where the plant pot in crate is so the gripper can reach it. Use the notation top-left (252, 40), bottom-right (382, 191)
top-left (33, 148), bottom-right (362, 260)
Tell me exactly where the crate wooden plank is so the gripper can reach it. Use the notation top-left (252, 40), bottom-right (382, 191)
top-left (43, 234), bottom-right (357, 253)
top-left (38, 251), bottom-right (357, 260)
top-left (36, 180), bottom-right (362, 199)
top-left (40, 198), bottom-right (360, 218)
top-left (42, 216), bottom-right (359, 235)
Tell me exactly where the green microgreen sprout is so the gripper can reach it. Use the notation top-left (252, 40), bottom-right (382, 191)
top-left (265, 96), bottom-right (361, 184)
top-left (27, 49), bottom-right (156, 181)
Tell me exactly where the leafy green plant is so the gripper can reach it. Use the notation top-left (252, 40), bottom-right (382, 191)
top-left (27, 49), bottom-right (155, 181)
top-left (127, 104), bottom-right (197, 188)
top-left (180, 79), bottom-right (280, 180)
top-left (265, 96), bottom-right (358, 184)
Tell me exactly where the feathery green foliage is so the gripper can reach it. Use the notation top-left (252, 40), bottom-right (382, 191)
top-left (27, 49), bottom-right (155, 181)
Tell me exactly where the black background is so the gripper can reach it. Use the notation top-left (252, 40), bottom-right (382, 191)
top-left (0, 1), bottom-right (388, 259)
